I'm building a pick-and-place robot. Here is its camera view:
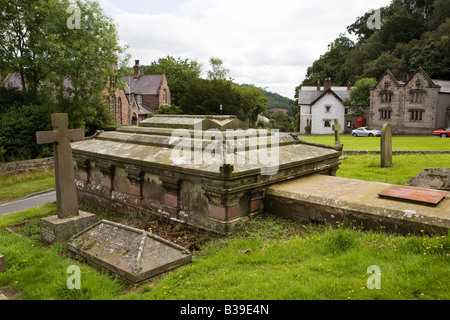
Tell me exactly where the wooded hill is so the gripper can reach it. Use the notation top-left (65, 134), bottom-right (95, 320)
top-left (301, 0), bottom-right (450, 86)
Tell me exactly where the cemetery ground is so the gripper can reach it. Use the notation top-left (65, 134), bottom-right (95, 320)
top-left (0, 135), bottom-right (449, 300)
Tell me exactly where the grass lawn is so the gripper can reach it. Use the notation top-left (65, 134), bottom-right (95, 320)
top-left (0, 169), bottom-right (55, 203)
top-left (300, 135), bottom-right (450, 151)
top-left (337, 153), bottom-right (450, 185)
top-left (0, 152), bottom-right (448, 301)
top-left (0, 205), bottom-right (449, 300)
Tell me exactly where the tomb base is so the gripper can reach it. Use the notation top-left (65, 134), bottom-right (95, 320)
top-left (40, 211), bottom-right (97, 243)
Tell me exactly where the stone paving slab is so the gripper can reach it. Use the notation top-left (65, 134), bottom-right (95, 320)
top-left (266, 174), bottom-right (450, 235)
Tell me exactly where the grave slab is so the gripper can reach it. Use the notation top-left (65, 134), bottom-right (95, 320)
top-left (265, 174), bottom-right (450, 235)
top-left (67, 220), bottom-right (192, 283)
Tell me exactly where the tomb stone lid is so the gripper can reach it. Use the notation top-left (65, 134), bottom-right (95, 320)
top-left (67, 220), bottom-right (192, 283)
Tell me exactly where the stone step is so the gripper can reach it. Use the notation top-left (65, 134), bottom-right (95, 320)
top-left (265, 174), bottom-right (450, 235)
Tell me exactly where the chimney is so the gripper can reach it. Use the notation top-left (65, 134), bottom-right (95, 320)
top-left (133, 60), bottom-right (141, 79)
top-left (347, 81), bottom-right (352, 91)
top-left (316, 79), bottom-right (321, 91)
top-left (406, 69), bottom-right (415, 82)
top-left (324, 77), bottom-right (332, 91)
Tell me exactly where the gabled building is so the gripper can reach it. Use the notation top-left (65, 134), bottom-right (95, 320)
top-left (120, 60), bottom-right (171, 124)
top-left (3, 59), bottom-right (171, 126)
top-left (298, 78), bottom-right (350, 135)
top-left (369, 67), bottom-right (450, 134)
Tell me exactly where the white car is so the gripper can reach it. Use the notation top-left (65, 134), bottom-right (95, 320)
top-left (351, 127), bottom-right (381, 137)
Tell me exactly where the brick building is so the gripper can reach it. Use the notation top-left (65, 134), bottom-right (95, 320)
top-left (369, 67), bottom-right (450, 134)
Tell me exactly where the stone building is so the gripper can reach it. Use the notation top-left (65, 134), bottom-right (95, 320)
top-left (298, 78), bottom-right (351, 135)
top-left (120, 60), bottom-right (171, 124)
top-left (369, 67), bottom-right (450, 134)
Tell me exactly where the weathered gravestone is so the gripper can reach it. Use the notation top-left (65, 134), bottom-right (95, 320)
top-left (406, 168), bottom-right (450, 191)
top-left (36, 113), bottom-right (96, 243)
top-left (67, 220), bottom-right (192, 283)
top-left (332, 119), bottom-right (342, 148)
top-left (380, 123), bottom-right (392, 168)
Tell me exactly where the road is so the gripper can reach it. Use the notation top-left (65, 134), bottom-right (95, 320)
top-left (0, 189), bottom-right (56, 216)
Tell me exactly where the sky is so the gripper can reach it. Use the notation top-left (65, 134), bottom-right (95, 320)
top-left (96, 0), bottom-right (392, 99)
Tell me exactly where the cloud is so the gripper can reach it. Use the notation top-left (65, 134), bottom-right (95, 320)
top-left (105, 0), bottom-right (392, 98)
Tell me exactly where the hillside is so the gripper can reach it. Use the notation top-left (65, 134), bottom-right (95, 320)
top-left (302, 0), bottom-right (450, 86)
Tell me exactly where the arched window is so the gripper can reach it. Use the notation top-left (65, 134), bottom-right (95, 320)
top-left (118, 97), bottom-right (122, 124)
top-left (163, 89), bottom-right (167, 104)
top-left (111, 94), bottom-right (116, 120)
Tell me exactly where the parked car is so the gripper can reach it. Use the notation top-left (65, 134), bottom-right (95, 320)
top-left (351, 127), bottom-right (381, 137)
top-left (433, 128), bottom-right (450, 138)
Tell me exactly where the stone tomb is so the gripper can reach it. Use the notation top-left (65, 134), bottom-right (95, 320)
top-left (67, 220), bottom-right (191, 283)
top-left (71, 115), bottom-right (342, 233)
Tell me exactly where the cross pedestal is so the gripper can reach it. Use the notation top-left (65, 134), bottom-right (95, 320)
top-left (37, 113), bottom-right (96, 243)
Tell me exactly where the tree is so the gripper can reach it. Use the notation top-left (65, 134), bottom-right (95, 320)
top-left (141, 56), bottom-right (202, 106)
top-left (207, 57), bottom-right (230, 81)
top-left (0, 0), bottom-right (126, 130)
top-left (343, 78), bottom-right (377, 116)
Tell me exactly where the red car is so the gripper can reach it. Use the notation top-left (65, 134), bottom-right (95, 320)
top-left (433, 128), bottom-right (450, 138)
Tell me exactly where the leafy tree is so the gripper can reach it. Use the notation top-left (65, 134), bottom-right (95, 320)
top-left (0, 0), bottom-right (125, 131)
top-left (343, 78), bottom-right (377, 116)
top-left (154, 104), bottom-right (184, 115)
top-left (141, 56), bottom-right (202, 106)
top-left (207, 57), bottom-right (230, 81)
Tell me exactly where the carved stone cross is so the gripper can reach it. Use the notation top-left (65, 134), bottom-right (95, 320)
top-left (332, 119), bottom-right (341, 147)
top-left (36, 113), bottom-right (84, 219)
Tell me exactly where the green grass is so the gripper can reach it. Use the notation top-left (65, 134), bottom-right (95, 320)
top-left (1, 206), bottom-right (449, 300)
top-left (300, 135), bottom-right (450, 151)
top-left (0, 169), bottom-right (55, 203)
top-left (337, 153), bottom-right (450, 185)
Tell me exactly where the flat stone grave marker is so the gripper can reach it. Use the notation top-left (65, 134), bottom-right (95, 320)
top-left (36, 113), bottom-right (96, 243)
top-left (67, 220), bottom-right (192, 283)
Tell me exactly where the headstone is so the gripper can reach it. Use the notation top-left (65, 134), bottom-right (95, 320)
top-left (36, 113), bottom-right (96, 243)
top-left (0, 254), bottom-right (5, 273)
top-left (67, 220), bottom-right (192, 283)
top-left (332, 119), bottom-right (342, 148)
top-left (380, 123), bottom-right (392, 168)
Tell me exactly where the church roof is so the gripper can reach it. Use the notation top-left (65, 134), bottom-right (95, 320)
top-left (121, 74), bottom-right (163, 96)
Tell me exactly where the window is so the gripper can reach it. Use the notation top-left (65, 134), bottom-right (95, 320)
top-left (346, 120), bottom-right (352, 128)
top-left (410, 110), bottom-right (423, 121)
top-left (381, 93), bottom-right (392, 103)
top-left (324, 120), bottom-right (331, 128)
top-left (111, 95), bottom-right (116, 119)
top-left (410, 92), bottom-right (424, 104)
top-left (380, 110), bottom-right (391, 120)
top-left (136, 94), bottom-right (142, 105)
top-left (325, 105), bottom-right (331, 113)
top-left (163, 89), bottom-right (167, 104)
top-left (118, 97), bottom-right (122, 124)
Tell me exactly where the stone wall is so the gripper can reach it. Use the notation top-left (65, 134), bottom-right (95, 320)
top-left (0, 157), bottom-right (54, 176)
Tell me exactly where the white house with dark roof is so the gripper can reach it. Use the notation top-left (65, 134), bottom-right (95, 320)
top-left (298, 78), bottom-right (349, 135)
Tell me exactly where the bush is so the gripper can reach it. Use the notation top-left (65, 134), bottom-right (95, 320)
top-left (0, 104), bottom-right (54, 162)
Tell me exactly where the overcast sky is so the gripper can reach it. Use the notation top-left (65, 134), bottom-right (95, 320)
top-left (97, 0), bottom-right (392, 99)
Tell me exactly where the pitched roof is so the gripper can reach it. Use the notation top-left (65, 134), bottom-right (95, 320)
top-left (298, 86), bottom-right (350, 105)
top-left (432, 80), bottom-right (450, 93)
top-left (121, 74), bottom-right (163, 95)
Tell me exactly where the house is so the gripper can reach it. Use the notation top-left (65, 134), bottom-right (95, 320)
top-left (2, 59), bottom-right (171, 126)
top-left (369, 67), bottom-right (450, 134)
top-left (298, 78), bottom-right (350, 135)
top-left (120, 60), bottom-right (171, 124)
